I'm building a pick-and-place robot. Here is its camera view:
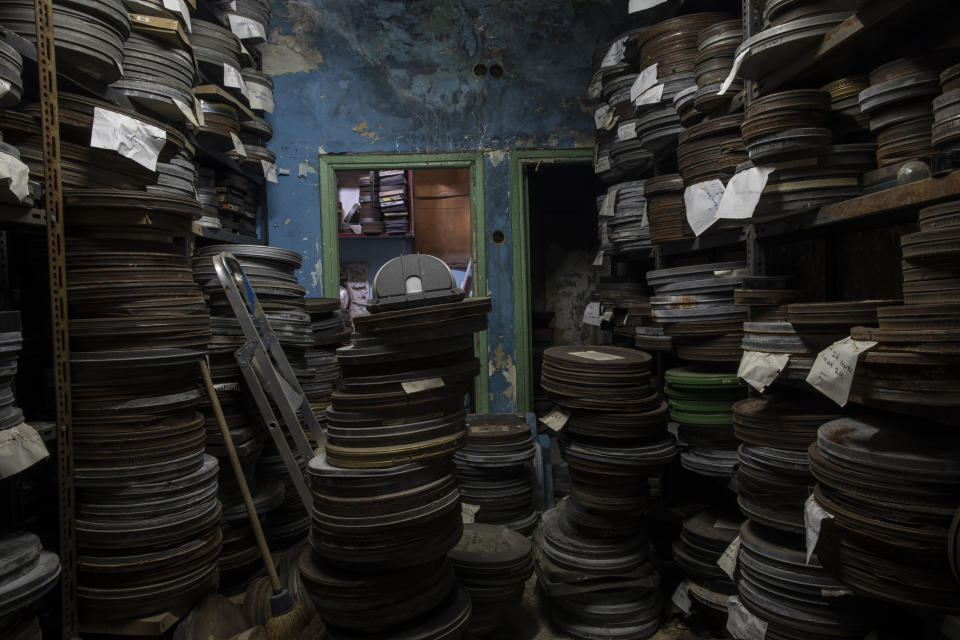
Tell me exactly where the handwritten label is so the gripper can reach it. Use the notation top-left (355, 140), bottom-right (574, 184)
top-left (635, 83), bottom-right (664, 107)
top-left (541, 407), bottom-right (570, 432)
top-left (726, 596), bottom-right (767, 640)
top-left (90, 107), bottom-right (167, 171)
top-left (717, 535), bottom-right (740, 580)
top-left (582, 302), bottom-right (601, 326)
top-left (262, 160), bottom-right (278, 183)
top-left (806, 337), bottom-right (878, 406)
top-left (601, 37), bottom-right (626, 69)
top-left (0, 423), bottom-right (49, 479)
top-left (684, 180), bottom-right (725, 236)
top-left (569, 350), bottom-right (626, 362)
top-left (716, 166), bottom-right (776, 220)
top-left (719, 47), bottom-right (750, 96)
top-left (223, 64), bottom-right (249, 100)
top-left (593, 250), bottom-right (605, 266)
top-left (213, 382), bottom-right (241, 392)
top-left (600, 188), bottom-right (618, 217)
top-left (161, 0), bottom-right (191, 32)
top-left (616, 121), bottom-right (637, 141)
top-left (401, 378), bottom-right (445, 394)
top-left (805, 495), bottom-right (834, 563)
top-left (601, 309), bottom-right (614, 324)
top-left (0, 152), bottom-right (30, 203)
top-left (738, 351), bottom-right (790, 393)
top-left (247, 82), bottom-right (275, 113)
top-left (594, 104), bottom-right (617, 131)
top-left (227, 13), bottom-right (266, 40)
top-left (230, 132), bottom-right (247, 157)
top-left (629, 0), bottom-right (669, 12)
top-left (461, 502), bottom-right (480, 524)
top-left (594, 153), bottom-right (611, 174)
top-left (630, 64), bottom-right (658, 102)
top-left (672, 580), bottom-right (692, 614)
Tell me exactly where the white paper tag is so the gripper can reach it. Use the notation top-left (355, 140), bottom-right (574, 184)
top-left (616, 121), bottom-right (637, 142)
top-left (90, 107), bottom-right (167, 171)
top-left (172, 97), bottom-right (199, 128)
top-left (629, 0), bottom-right (669, 12)
top-left (639, 202), bottom-right (649, 227)
top-left (601, 38), bottom-right (626, 69)
top-left (726, 596), bottom-right (767, 640)
top-left (461, 502), bottom-right (480, 524)
top-left (0, 152), bottom-right (31, 203)
top-left (0, 79), bottom-right (9, 100)
top-left (229, 0), bottom-right (236, 8)
top-left (582, 301), bottom-right (601, 326)
top-left (594, 154), bottom-right (611, 174)
top-left (588, 71), bottom-right (604, 100)
top-left (684, 180), bottom-right (725, 236)
top-left (0, 423), bottom-right (49, 479)
top-left (401, 378), bottom-right (445, 394)
top-left (600, 221), bottom-right (609, 245)
top-left (223, 63), bottom-right (249, 99)
top-left (349, 224), bottom-right (362, 235)
top-left (738, 351), bottom-right (790, 392)
top-left (161, 0), bottom-right (191, 32)
top-left (247, 82), bottom-right (275, 113)
top-left (717, 535), bottom-right (740, 580)
top-left (719, 48), bottom-right (750, 96)
top-left (601, 309), bottom-right (614, 323)
top-left (630, 64), bottom-right (658, 102)
top-left (227, 13), bottom-right (266, 40)
top-left (804, 495), bottom-right (834, 563)
top-left (261, 160), bottom-right (278, 183)
top-left (594, 104), bottom-right (617, 131)
top-left (806, 337), bottom-right (878, 406)
top-left (592, 250), bottom-right (605, 266)
top-left (193, 96), bottom-right (205, 127)
top-left (229, 132), bottom-right (247, 157)
top-left (569, 350), bottom-right (625, 362)
top-left (635, 83), bottom-right (664, 107)
top-left (672, 580), bottom-right (692, 614)
top-left (600, 189), bottom-right (618, 217)
top-left (541, 407), bottom-right (570, 432)
top-left (716, 166), bottom-right (776, 220)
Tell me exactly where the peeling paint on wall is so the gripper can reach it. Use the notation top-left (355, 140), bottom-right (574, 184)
top-left (486, 149), bottom-right (506, 167)
top-left (261, 31), bottom-right (325, 75)
top-left (489, 343), bottom-right (517, 402)
top-left (298, 160), bottom-right (317, 178)
top-left (546, 248), bottom-right (598, 345)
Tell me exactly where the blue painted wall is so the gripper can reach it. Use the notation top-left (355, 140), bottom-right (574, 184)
top-left (262, 0), bottom-right (621, 411)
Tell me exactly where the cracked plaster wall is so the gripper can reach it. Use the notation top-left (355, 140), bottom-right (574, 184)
top-left (264, 0), bottom-right (620, 411)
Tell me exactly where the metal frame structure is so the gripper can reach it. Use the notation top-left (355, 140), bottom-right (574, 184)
top-left (317, 151), bottom-right (490, 412)
top-left (31, 0), bottom-right (77, 636)
top-left (509, 148), bottom-right (595, 414)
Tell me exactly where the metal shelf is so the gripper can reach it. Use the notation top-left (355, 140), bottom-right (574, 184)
top-left (0, 205), bottom-right (46, 228)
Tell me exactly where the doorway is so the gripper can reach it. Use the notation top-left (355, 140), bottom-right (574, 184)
top-left (318, 153), bottom-right (489, 411)
top-left (509, 149), bottom-right (596, 414)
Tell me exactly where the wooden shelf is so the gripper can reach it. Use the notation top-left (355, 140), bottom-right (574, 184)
top-left (339, 233), bottom-right (413, 238)
top-left (753, 0), bottom-right (960, 95)
top-left (193, 225), bottom-right (263, 244)
top-left (754, 171), bottom-right (960, 239)
top-left (657, 228), bottom-right (745, 256)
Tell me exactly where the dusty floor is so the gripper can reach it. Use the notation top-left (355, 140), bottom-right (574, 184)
top-left (492, 577), bottom-right (720, 640)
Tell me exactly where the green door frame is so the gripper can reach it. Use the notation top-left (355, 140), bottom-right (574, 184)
top-left (510, 148), bottom-right (595, 414)
top-left (318, 152), bottom-right (489, 412)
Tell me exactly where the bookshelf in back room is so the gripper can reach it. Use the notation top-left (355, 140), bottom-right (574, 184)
top-left (335, 167), bottom-right (472, 320)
